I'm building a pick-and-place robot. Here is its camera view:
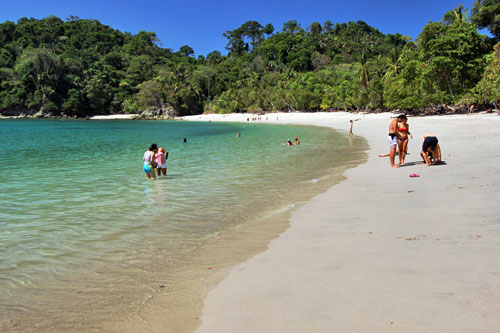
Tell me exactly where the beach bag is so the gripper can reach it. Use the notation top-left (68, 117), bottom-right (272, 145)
top-left (151, 161), bottom-right (158, 168)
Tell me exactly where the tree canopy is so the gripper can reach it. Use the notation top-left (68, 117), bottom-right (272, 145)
top-left (471, 0), bottom-right (500, 39)
top-left (0, 11), bottom-right (497, 117)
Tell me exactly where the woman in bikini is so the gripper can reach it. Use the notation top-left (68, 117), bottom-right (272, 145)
top-left (397, 116), bottom-right (413, 165)
top-left (143, 143), bottom-right (158, 179)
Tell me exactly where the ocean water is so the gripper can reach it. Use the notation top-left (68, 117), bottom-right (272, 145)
top-left (0, 119), bottom-right (366, 332)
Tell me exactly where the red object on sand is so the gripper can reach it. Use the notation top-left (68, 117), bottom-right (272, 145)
top-left (409, 174), bottom-right (420, 177)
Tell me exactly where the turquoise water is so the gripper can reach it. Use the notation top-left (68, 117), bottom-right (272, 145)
top-left (0, 119), bottom-right (366, 331)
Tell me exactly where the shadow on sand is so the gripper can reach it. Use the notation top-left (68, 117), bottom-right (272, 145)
top-left (400, 160), bottom-right (446, 167)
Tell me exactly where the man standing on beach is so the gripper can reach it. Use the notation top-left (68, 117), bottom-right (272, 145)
top-left (468, 104), bottom-right (475, 115)
top-left (379, 114), bottom-right (405, 168)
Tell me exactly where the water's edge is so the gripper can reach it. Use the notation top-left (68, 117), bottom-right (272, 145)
top-left (0, 119), bottom-right (368, 332)
top-left (124, 123), bottom-right (369, 333)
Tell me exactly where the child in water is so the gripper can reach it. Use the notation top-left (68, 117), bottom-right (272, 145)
top-left (155, 147), bottom-right (168, 176)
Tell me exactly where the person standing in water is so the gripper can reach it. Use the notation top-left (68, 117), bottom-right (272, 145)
top-left (155, 147), bottom-right (168, 177)
top-left (294, 137), bottom-right (300, 145)
top-left (348, 120), bottom-right (354, 137)
top-left (143, 143), bottom-right (158, 179)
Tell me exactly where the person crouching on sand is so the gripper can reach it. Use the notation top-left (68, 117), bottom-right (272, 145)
top-left (155, 147), bottom-right (168, 176)
top-left (420, 134), bottom-right (441, 166)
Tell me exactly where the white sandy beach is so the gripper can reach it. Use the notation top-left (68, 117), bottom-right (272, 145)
top-left (89, 114), bottom-right (139, 119)
top-left (181, 112), bottom-right (500, 332)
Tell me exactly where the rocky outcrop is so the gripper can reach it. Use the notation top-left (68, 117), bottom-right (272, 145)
top-left (132, 104), bottom-right (179, 120)
top-left (0, 106), bottom-right (72, 119)
top-left (33, 110), bottom-right (47, 119)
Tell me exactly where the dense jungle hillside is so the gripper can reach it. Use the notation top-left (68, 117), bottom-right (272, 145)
top-left (0, 1), bottom-right (499, 117)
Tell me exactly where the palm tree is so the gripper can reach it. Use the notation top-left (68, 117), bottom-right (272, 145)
top-left (382, 48), bottom-right (402, 82)
top-left (357, 51), bottom-right (369, 90)
top-left (442, 5), bottom-right (469, 25)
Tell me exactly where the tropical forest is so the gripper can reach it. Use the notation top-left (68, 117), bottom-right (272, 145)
top-left (0, 1), bottom-right (499, 117)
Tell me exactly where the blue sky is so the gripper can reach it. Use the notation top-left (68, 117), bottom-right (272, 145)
top-left (0, 0), bottom-right (479, 56)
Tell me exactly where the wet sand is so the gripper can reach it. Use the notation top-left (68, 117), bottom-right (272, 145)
top-left (188, 112), bottom-right (500, 332)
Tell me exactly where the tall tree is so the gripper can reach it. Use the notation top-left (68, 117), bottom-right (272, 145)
top-left (382, 47), bottom-right (402, 81)
top-left (282, 20), bottom-right (302, 35)
top-left (223, 27), bottom-right (246, 56)
top-left (13, 48), bottom-right (66, 110)
top-left (471, 42), bottom-right (500, 103)
top-left (178, 45), bottom-right (194, 57)
top-left (240, 21), bottom-right (264, 49)
top-left (263, 23), bottom-right (274, 35)
top-left (442, 5), bottom-right (469, 25)
top-left (417, 19), bottom-right (489, 103)
top-left (308, 22), bottom-right (322, 35)
top-left (471, 0), bottom-right (500, 39)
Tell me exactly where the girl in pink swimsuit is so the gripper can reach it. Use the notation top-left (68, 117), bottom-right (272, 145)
top-left (155, 147), bottom-right (168, 176)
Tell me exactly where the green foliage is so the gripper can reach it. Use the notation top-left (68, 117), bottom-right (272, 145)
top-left (223, 21), bottom-right (274, 55)
top-left (0, 13), bottom-right (496, 116)
top-left (123, 30), bottom-right (160, 56)
top-left (382, 18), bottom-right (490, 109)
top-left (136, 81), bottom-right (165, 108)
top-left (442, 5), bottom-right (469, 25)
top-left (383, 60), bottom-right (427, 109)
top-left (178, 45), bottom-right (194, 57)
top-left (416, 20), bottom-right (489, 103)
top-left (469, 42), bottom-right (500, 103)
top-left (471, 0), bottom-right (500, 39)
top-left (13, 48), bottom-right (66, 110)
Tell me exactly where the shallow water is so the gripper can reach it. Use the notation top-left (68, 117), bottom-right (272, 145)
top-left (0, 119), bottom-right (366, 332)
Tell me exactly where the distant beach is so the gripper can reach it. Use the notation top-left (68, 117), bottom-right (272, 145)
top-left (88, 114), bottom-right (139, 120)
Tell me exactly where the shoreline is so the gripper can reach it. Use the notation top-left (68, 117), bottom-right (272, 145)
top-left (116, 115), bottom-right (368, 332)
top-left (0, 114), bottom-right (140, 120)
top-left (190, 112), bottom-right (500, 332)
top-left (88, 114), bottom-right (139, 120)
top-left (1, 107), bottom-right (497, 121)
